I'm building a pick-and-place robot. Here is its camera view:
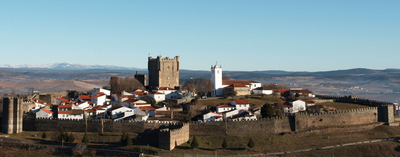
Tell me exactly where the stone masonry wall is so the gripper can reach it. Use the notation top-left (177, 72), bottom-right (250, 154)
top-left (159, 123), bottom-right (189, 150)
top-left (295, 107), bottom-right (378, 131)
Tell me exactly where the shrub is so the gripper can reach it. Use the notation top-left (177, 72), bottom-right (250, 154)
top-left (191, 136), bottom-right (199, 149)
top-left (121, 132), bottom-right (127, 144)
top-left (222, 138), bottom-right (228, 149)
top-left (68, 133), bottom-right (75, 143)
top-left (125, 134), bottom-right (132, 146)
top-left (247, 138), bottom-right (255, 148)
top-left (42, 132), bottom-right (46, 139)
top-left (82, 133), bottom-right (90, 145)
top-left (72, 143), bottom-right (87, 156)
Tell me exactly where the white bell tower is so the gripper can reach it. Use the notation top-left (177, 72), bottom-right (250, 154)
top-left (211, 64), bottom-right (223, 97)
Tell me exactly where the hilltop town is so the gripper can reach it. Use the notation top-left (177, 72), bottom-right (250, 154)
top-left (1, 56), bottom-right (400, 156)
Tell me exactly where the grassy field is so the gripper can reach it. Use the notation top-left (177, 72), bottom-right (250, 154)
top-left (158, 124), bottom-right (400, 156)
top-left (285, 142), bottom-right (400, 157)
top-left (320, 102), bottom-right (371, 110)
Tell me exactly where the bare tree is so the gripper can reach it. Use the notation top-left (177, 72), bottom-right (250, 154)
top-left (110, 77), bottom-right (145, 93)
top-left (274, 102), bottom-right (284, 117)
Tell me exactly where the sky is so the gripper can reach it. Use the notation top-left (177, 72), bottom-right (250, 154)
top-left (1, 1), bottom-right (399, 71)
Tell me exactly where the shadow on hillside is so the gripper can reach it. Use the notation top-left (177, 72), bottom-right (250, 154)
top-left (395, 146), bottom-right (400, 152)
top-left (175, 145), bottom-right (192, 150)
top-left (198, 147), bottom-right (216, 151)
top-left (132, 129), bottom-right (158, 147)
top-left (226, 148), bottom-right (246, 151)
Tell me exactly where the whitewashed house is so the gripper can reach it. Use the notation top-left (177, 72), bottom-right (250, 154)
top-left (153, 87), bottom-right (178, 99)
top-left (147, 92), bottom-right (165, 102)
top-left (252, 87), bottom-right (273, 95)
top-left (278, 100), bottom-right (307, 114)
top-left (232, 100), bottom-right (250, 111)
top-left (92, 87), bottom-right (111, 96)
top-left (91, 92), bottom-right (107, 106)
top-left (216, 104), bottom-right (236, 113)
top-left (201, 111), bottom-right (223, 122)
top-left (32, 100), bottom-right (47, 113)
top-left (58, 109), bottom-right (84, 120)
top-left (36, 108), bottom-right (53, 119)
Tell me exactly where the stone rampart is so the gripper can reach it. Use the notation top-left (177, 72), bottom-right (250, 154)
top-left (316, 95), bottom-right (393, 106)
top-left (295, 107), bottom-right (378, 131)
top-left (189, 117), bottom-right (292, 136)
top-left (23, 118), bottom-right (165, 133)
top-left (190, 107), bottom-right (381, 135)
top-left (159, 123), bottom-right (189, 150)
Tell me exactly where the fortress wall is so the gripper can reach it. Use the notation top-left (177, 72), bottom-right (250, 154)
top-left (296, 107), bottom-right (378, 131)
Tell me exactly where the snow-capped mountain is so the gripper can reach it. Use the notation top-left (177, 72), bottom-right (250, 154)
top-left (0, 62), bottom-right (144, 70)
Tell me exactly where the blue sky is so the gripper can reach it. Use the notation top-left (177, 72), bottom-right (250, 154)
top-left (1, 1), bottom-right (399, 71)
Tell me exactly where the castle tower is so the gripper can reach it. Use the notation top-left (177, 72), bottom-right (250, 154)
top-left (148, 56), bottom-right (180, 89)
top-left (211, 64), bottom-right (223, 97)
top-left (2, 97), bottom-right (23, 134)
top-left (134, 71), bottom-right (146, 87)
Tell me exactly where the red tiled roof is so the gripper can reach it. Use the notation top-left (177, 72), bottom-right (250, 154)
top-left (114, 93), bottom-right (121, 98)
top-left (134, 91), bottom-right (146, 95)
top-left (225, 83), bottom-right (248, 88)
top-left (147, 92), bottom-right (164, 95)
top-left (216, 104), bottom-right (235, 108)
top-left (71, 109), bottom-right (84, 115)
top-left (79, 95), bottom-right (91, 100)
top-left (134, 103), bottom-right (150, 106)
top-left (58, 105), bottom-right (72, 109)
top-left (58, 111), bottom-right (72, 114)
top-left (42, 108), bottom-right (53, 114)
top-left (122, 99), bottom-right (136, 103)
top-left (155, 110), bottom-right (172, 115)
top-left (137, 106), bottom-right (156, 111)
top-left (274, 89), bottom-right (289, 93)
top-left (57, 97), bottom-right (69, 103)
top-left (95, 92), bottom-right (106, 96)
top-left (234, 100), bottom-right (249, 104)
top-left (123, 95), bottom-right (136, 98)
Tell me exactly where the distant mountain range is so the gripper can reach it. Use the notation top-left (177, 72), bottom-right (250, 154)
top-left (0, 62), bottom-right (145, 71)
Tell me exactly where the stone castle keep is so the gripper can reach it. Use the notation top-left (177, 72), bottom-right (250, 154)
top-left (148, 56), bottom-right (180, 89)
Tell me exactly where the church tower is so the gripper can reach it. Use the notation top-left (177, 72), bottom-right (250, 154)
top-left (211, 64), bottom-right (223, 97)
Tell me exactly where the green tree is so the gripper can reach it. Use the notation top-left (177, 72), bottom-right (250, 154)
top-left (227, 90), bottom-right (237, 99)
top-left (82, 133), bottom-right (90, 145)
top-left (121, 132), bottom-right (127, 144)
top-left (125, 134), bottom-right (132, 146)
top-left (68, 133), bottom-right (75, 143)
top-left (63, 131), bottom-right (69, 142)
top-left (222, 138), bottom-right (228, 149)
top-left (261, 103), bottom-right (275, 118)
top-left (191, 136), bottom-right (199, 149)
top-left (42, 132), bottom-right (47, 139)
top-left (247, 138), bottom-right (255, 148)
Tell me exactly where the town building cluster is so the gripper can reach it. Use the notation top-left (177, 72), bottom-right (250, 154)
top-left (32, 56), bottom-right (318, 123)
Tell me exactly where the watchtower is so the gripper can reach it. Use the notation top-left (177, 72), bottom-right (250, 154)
top-left (2, 97), bottom-right (23, 134)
